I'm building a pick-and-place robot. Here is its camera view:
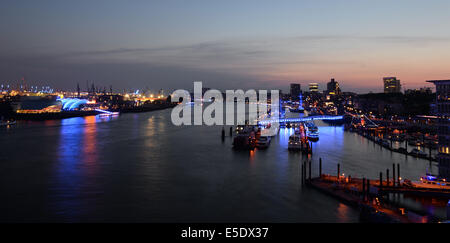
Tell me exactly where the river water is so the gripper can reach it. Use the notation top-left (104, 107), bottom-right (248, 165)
top-left (0, 109), bottom-right (440, 222)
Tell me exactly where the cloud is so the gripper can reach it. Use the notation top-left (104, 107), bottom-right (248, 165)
top-left (0, 54), bottom-right (268, 92)
top-left (1, 34), bottom-right (449, 92)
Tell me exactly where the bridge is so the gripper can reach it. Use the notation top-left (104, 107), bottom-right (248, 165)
top-left (258, 115), bottom-right (344, 125)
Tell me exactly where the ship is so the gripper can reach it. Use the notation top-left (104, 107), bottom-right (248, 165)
top-left (288, 133), bottom-right (302, 151)
top-left (305, 122), bottom-right (319, 142)
top-left (256, 136), bottom-right (271, 149)
top-left (0, 119), bottom-right (16, 127)
top-left (404, 174), bottom-right (450, 190)
top-left (233, 125), bottom-right (257, 150)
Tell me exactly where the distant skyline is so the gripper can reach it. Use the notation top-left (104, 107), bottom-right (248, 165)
top-left (1, 0), bottom-right (450, 93)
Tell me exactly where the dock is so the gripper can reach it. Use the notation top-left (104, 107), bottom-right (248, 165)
top-left (301, 160), bottom-right (449, 223)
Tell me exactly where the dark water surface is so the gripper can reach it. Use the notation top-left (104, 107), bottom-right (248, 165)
top-left (0, 109), bottom-right (438, 222)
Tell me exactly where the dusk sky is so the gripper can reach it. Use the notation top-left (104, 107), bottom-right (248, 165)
top-left (1, 0), bottom-right (450, 93)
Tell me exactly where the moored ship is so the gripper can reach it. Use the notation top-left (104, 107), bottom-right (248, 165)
top-left (288, 133), bottom-right (302, 151)
top-left (233, 125), bottom-right (257, 150)
top-left (404, 174), bottom-right (450, 190)
top-left (305, 122), bottom-right (319, 142)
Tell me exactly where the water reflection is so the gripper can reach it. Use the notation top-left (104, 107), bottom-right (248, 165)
top-left (1, 110), bottom-right (443, 222)
top-left (53, 115), bottom-right (113, 221)
top-left (81, 116), bottom-right (98, 173)
top-left (54, 117), bottom-right (85, 220)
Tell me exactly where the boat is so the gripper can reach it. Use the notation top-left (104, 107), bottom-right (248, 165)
top-left (307, 131), bottom-right (319, 142)
top-left (260, 123), bottom-right (280, 137)
top-left (304, 122), bottom-right (319, 142)
top-left (233, 125), bottom-right (257, 150)
top-left (0, 119), bottom-right (16, 127)
top-left (408, 139), bottom-right (422, 146)
top-left (256, 136), bottom-right (271, 149)
top-left (404, 174), bottom-right (450, 190)
top-left (235, 125), bottom-right (246, 133)
top-left (288, 134), bottom-right (302, 151)
top-left (424, 139), bottom-right (438, 149)
top-left (397, 147), bottom-right (408, 154)
top-left (389, 133), bottom-right (405, 142)
top-left (410, 148), bottom-right (427, 158)
top-left (289, 107), bottom-right (304, 113)
top-left (305, 122), bottom-right (318, 132)
top-left (381, 139), bottom-right (390, 148)
top-left (98, 111), bottom-right (120, 117)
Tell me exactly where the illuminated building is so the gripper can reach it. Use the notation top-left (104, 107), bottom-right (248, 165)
top-left (59, 98), bottom-right (89, 111)
top-left (11, 95), bottom-right (62, 113)
top-left (326, 78), bottom-right (341, 95)
top-left (404, 87), bottom-right (433, 95)
top-left (427, 79), bottom-right (450, 179)
top-left (309, 83), bottom-right (319, 93)
top-left (290, 83), bottom-right (301, 100)
top-left (383, 77), bottom-right (402, 93)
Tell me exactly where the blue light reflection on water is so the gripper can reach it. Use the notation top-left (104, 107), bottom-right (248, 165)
top-left (0, 110), bottom-right (442, 222)
top-left (53, 117), bottom-right (85, 220)
top-left (308, 121), bottom-right (436, 180)
top-left (52, 115), bottom-right (116, 221)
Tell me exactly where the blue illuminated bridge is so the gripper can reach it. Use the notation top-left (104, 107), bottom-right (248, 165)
top-left (258, 115), bottom-right (344, 125)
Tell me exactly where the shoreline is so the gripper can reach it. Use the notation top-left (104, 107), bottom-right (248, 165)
top-left (10, 103), bottom-right (176, 121)
top-left (349, 128), bottom-right (438, 161)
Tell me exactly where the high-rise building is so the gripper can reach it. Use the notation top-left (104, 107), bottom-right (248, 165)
top-left (309, 83), bottom-right (319, 93)
top-left (290, 83), bottom-right (301, 99)
top-left (383, 77), bottom-right (402, 93)
top-left (427, 79), bottom-right (450, 180)
top-left (326, 78), bottom-right (341, 95)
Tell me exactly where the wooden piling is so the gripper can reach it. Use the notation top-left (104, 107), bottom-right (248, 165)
top-left (319, 158), bottom-right (322, 178)
top-left (397, 163), bottom-right (400, 185)
top-left (362, 178), bottom-right (366, 201)
top-left (309, 160), bottom-right (312, 181)
top-left (379, 172), bottom-right (383, 191)
top-left (303, 161), bottom-right (307, 184)
top-left (301, 163), bottom-right (304, 185)
top-left (367, 179), bottom-right (371, 200)
top-left (386, 169), bottom-right (390, 186)
top-left (447, 200), bottom-right (450, 220)
top-left (337, 163), bottom-right (340, 180)
top-left (393, 163), bottom-right (396, 187)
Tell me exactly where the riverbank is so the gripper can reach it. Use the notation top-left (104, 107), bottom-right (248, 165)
top-left (304, 174), bottom-right (445, 223)
top-left (346, 126), bottom-right (437, 161)
top-left (9, 103), bottom-right (176, 121)
top-left (300, 158), bottom-right (447, 223)
top-left (13, 110), bottom-right (101, 120)
top-left (118, 103), bottom-right (176, 113)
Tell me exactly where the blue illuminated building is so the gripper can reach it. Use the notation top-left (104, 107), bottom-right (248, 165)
top-left (427, 80), bottom-right (450, 180)
top-left (59, 98), bottom-right (88, 111)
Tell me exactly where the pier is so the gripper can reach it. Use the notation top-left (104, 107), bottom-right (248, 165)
top-left (302, 160), bottom-right (450, 223)
top-left (345, 114), bottom-right (438, 161)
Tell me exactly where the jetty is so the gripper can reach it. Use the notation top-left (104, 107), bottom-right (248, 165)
top-left (301, 159), bottom-right (450, 223)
